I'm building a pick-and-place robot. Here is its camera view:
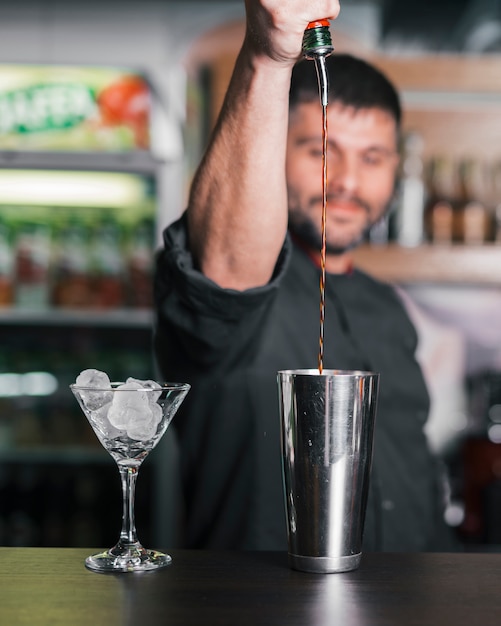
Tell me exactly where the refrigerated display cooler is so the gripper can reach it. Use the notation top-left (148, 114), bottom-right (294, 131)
top-left (0, 62), bottom-right (172, 548)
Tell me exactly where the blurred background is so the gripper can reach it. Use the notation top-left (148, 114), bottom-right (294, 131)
top-left (0, 0), bottom-right (501, 551)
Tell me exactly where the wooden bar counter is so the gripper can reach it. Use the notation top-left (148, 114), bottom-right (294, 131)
top-left (2, 548), bottom-right (501, 625)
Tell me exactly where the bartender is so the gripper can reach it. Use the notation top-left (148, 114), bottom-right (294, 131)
top-left (154, 0), bottom-right (456, 552)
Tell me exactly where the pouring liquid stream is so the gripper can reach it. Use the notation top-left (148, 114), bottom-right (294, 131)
top-left (316, 56), bottom-right (328, 375)
top-left (302, 21), bottom-right (333, 375)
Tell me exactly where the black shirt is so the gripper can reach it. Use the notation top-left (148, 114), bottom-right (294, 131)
top-left (154, 213), bottom-right (453, 551)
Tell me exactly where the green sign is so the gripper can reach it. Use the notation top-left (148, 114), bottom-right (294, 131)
top-left (0, 83), bottom-right (97, 134)
top-left (0, 64), bottom-right (151, 151)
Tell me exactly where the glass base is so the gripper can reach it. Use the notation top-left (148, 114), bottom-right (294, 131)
top-left (85, 543), bottom-right (172, 573)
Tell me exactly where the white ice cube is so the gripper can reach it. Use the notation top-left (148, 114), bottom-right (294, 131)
top-left (75, 369), bottom-right (113, 410)
top-left (76, 368), bottom-right (111, 389)
top-left (126, 377), bottom-right (162, 403)
top-left (150, 401), bottom-right (163, 425)
top-left (126, 411), bottom-right (158, 441)
top-left (108, 381), bottom-right (150, 429)
top-left (89, 402), bottom-right (125, 440)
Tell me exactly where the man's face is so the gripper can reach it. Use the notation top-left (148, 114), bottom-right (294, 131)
top-left (286, 100), bottom-right (400, 254)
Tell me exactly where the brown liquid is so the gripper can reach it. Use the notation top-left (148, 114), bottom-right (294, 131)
top-left (318, 103), bottom-right (328, 374)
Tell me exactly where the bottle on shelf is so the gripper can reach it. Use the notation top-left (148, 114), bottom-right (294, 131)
top-left (490, 160), bottom-right (501, 243)
top-left (14, 220), bottom-right (51, 310)
top-left (0, 216), bottom-right (14, 306)
top-left (457, 158), bottom-right (492, 245)
top-left (52, 216), bottom-right (92, 308)
top-left (126, 217), bottom-right (154, 308)
top-left (424, 156), bottom-right (457, 245)
top-left (394, 132), bottom-right (426, 247)
top-left (89, 212), bottom-right (125, 309)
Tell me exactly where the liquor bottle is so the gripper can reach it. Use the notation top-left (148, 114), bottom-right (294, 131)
top-left (424, 157), bottom-right (457, 245)
top-left (302, 20), bottom-right (333, 107)
top-left (394, 132), bottom-right (426, 247)
top-left (457, 158), bottom-right (491, 245)
top-left (302, 20), bottom-right (334, 59)
top-left (490, 160), bottom-right (501, 243)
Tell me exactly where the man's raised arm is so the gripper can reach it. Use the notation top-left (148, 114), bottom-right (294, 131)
top-left (186, 0), bottom-right (340, 290)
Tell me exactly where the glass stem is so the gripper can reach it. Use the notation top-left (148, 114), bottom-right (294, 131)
top-left (118, 464), bottom-right (140, 546)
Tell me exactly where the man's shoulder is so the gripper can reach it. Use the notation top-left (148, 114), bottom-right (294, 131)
top-left (162, 211), bottom-right (189, 251)
top-left (156, 213), bottom-right (293, 319)
top-left (351, 266), bottom-right (403, 304)
top-left (285, 246), bottom-right (406, 314)
top-left (329, 266), bottom-right (413, 332)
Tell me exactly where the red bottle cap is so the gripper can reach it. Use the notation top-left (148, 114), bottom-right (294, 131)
top-left (306, 19), bottom-right (331, 30)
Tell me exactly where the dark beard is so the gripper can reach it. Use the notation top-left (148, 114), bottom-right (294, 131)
top-left (288, 217), bottom-right (369, 255)
top-left (288, 192), bottom-right (393, 255)
top-left (288, 202), bottom-right (373, 254)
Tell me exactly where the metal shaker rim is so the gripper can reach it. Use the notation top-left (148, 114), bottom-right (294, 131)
top-left (278, 368), bottom-right (378, 377)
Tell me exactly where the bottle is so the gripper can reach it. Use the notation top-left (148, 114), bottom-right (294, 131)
top-left (424, 157), bottom-right (457, 245)
top-left (394, 132), bottom-right (426, 247)
top-left (302, 20), bottom-right (334, 59)
top-left (90, 212), bottom-right (125, 309)
top-left (492, 160), bottom-right (501, 243)
top-left (14, 220), bottom-right (51, 310)
top-left (0, 216), bottom-right (13, 306)
top-left (52, 216), bottom-right (92, 308)
top-left (458, 158), bottom-right (492, 245)
top-left (126, 217), bottom-right (154, 308)
top-left (302, 20), bottom-right (334, 107)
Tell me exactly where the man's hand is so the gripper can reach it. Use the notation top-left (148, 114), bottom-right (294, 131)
top-left (243, 0), bottom-right (341, 64)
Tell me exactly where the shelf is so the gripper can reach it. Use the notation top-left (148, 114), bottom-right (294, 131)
top-left (371, 54), bottom-right (501, 93)
top-left (0, 308), bottom-right (153, 327)
top-left (352, 244), bottom-right (501, 287)
top-left (0, 446), bottom-right (111, 465)
top-left (0, 150), bottom-right (163, 174)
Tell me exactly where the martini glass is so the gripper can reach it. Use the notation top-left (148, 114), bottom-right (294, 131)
top-left (70, 379), bottom-right (190, 573)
